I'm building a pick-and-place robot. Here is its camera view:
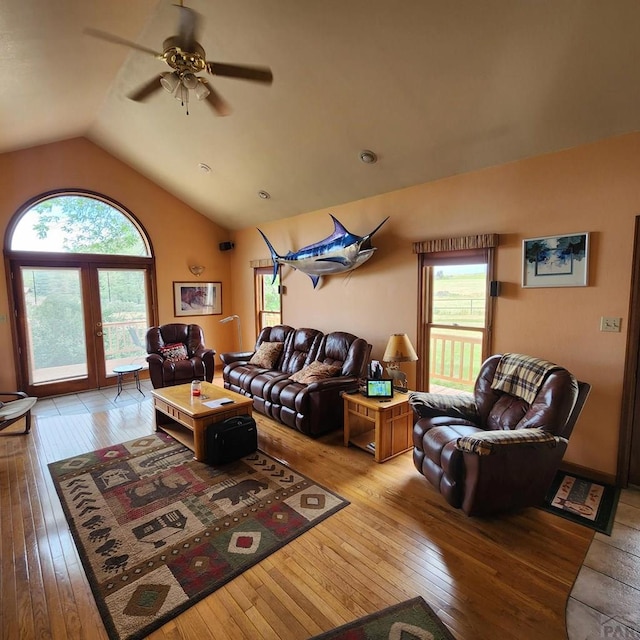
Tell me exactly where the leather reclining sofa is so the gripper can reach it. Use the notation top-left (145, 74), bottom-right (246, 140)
top-left (220, 325), bottom-right (371, 437)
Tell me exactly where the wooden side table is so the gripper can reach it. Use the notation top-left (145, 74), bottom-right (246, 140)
top-left (342, 391), bottom-right (414, 463)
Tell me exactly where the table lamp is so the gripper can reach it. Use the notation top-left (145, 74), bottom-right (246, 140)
top-left (382, 333), bottom-right (418, 392)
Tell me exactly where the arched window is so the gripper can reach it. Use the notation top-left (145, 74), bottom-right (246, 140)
top-left (5, 190), bottom-right (157, 397)
top-left (10, 192), bottom-right (150, 256)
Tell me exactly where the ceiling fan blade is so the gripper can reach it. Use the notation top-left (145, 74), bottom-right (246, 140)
top-left (84, 28), bottom-right (163, 58)
top-left (128, 77), bottom-right (163, 102)
top-left (203, 84), bottom-right (232, 116)
top-left (175, 5), bottom-right (201, 51)
top-left (206, 62), bottom-right (273, 84)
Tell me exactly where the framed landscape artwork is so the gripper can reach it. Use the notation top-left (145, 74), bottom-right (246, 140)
top-left (173, 281), bottom-right (222, 316)
top-left (522, 232), bottom-right (590, 288)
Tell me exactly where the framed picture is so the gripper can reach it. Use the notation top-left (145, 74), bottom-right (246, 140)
top-left (173, 281), bottom-right (222, 316)
top-left (522, 233), bottom-right (590, 288)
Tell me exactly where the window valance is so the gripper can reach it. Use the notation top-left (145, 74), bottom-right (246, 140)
top-left (412, 233), bottom-right (499, 255)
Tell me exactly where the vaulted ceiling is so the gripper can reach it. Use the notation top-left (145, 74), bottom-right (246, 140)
top-left (2, 1), bottom-right (640, 230)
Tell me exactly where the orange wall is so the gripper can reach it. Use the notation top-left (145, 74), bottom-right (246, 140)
top-left (0, 138), bottom-right (233, 388)
top-left (2, 134), bottom-right (638, 477)
top-left (228, 133), bottom-right (640, 477)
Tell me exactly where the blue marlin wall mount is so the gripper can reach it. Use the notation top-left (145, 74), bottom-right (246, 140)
top-left (258, 214), bottom-right (389, 288)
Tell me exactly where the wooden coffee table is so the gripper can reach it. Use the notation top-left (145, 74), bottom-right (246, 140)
top-left (152, 382), bottom-right (253, 461)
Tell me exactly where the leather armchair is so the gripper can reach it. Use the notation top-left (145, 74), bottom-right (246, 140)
top-left (146, 323), bottom-right (215, 389)
top-left (410, 353), bottom-right (590, 516)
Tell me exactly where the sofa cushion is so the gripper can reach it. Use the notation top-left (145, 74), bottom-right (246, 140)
top-left (159, 342), bottom-right (189, 362)
top-left (249, 341), bottom-right (284, 368)
top-left (290, 361), bottom-right (342, 384)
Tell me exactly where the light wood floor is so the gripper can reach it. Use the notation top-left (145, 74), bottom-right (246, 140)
top-left (0, 400), bottom-right (594, 640)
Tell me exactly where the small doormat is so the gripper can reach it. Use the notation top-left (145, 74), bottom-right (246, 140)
top-left (49, 432), bottom-right (349, 640)
top-left (309, 596), bottom-right (455, 640)
top-left (541, 471), bottom-right (620, 535)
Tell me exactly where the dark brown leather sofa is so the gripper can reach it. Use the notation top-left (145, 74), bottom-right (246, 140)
top-left (220, 325), bottom-right (371, 436)
top-left (146, 323), bottom-right (216, 389)
top-left (410, 353), bottom-right (590, 516)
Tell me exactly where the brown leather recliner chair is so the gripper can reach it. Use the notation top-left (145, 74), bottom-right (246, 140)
top-left (410, 353), bottom-right (590, 516)
top-left (146, 323), bottom-right (216, 389)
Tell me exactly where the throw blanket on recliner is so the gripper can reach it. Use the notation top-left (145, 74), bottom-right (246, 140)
top-left (490, 353), bottom-right (560, 404)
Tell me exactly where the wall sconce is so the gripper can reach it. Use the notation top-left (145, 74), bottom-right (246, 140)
top-left (189, 265), bottom-right (205, 277)
top-left (382, 333), bottom-right (418, 392)
top-left (219, 314), bottom-right (242, 351)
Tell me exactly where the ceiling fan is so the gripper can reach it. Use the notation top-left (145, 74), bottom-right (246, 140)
top-left (84, 2), bottom-right (273, 116)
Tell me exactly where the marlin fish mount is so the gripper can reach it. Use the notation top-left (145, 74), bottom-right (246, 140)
top-left (258, 214), bottom-right (389, 288)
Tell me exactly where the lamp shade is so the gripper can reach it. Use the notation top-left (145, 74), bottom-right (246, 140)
top-left (160, 71), bottom-right (180, 93)
top-left (383, 333), bottom-right (418, 362)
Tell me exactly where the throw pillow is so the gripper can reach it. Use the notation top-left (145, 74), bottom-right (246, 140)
top-left (290, 361), bottom-right (342, 384)
top-left (249, 341), bottom-right (284, 368)
top-left (159, 342), bottom-right (189, 362)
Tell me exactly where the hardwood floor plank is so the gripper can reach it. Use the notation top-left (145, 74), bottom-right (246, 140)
top-left (2, 399), bottom-right (594, 639)
top-left (1, 440), bottom-right (21, 640)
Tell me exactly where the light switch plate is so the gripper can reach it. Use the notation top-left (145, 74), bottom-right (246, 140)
top-left (600, 317), bottom-right (622, 332)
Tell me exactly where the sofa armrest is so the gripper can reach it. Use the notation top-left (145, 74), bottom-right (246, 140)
top-left (456, 428), bottom-right (565, 456)
top-left (409, 391), bottom-right (479, 422)
top-left (146, 353), bottom-right (164, 365)
top-left (219, 351), bottom-right (255, 366)
top-left (458, 431), bottom-right (569, 516)
top-left (303, 376), bottom-right (360, 393)
top-left (194, 346), bottom-right (216, 358)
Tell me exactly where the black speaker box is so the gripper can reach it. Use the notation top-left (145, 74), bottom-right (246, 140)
top-left (206, 415), bottom-right (257, 465)
top-left (219, 241), bottom-right (235, 252)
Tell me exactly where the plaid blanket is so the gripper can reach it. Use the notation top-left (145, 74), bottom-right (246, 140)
top-left (490, 353), bottom-right (560, 404)
top-left (456, 428), bottom-right (563, 456)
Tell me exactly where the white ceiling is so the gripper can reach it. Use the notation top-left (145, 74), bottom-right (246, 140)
top-left (2, 0), bottom-right (640, 230)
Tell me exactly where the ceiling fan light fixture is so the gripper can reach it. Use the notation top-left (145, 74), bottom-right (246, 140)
top-left (195, 80), bottom-right (210, 101)
top-left (160, 71), bottom-right (180, 94)
top-left (182, 72), bottom-right (199, 90)
top-left (175, 83), bottom-right (189, 102)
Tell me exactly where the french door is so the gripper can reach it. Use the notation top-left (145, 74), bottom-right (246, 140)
top-left (11, 257), bottom-right (155, 397)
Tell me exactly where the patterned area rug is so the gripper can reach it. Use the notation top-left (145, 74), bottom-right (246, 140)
top-left (541, 471), bottom-right (620, 535)
top-left (49, 432), bottom-right (349, 640)
top-left (309, 597), bottom-right (455, 639)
